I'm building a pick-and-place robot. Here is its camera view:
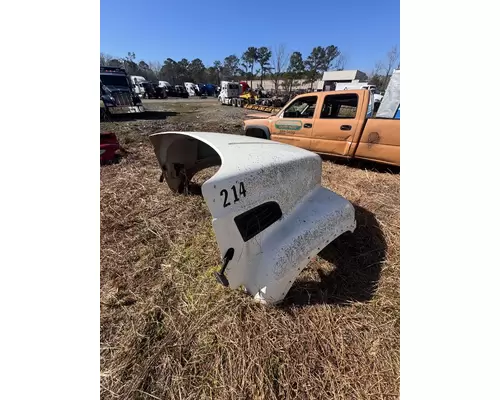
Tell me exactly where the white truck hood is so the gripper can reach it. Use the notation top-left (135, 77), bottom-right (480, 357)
top-left (149, 132), bottom-right (356, 304)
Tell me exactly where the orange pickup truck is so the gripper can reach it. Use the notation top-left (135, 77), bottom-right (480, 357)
top-left (243, 89), bottom-right (400, 166)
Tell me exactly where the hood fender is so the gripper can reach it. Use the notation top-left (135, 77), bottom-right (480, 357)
top-left (149, 132), bottom-right (356, 304)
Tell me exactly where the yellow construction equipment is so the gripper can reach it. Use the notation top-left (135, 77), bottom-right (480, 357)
top-left (243, 104), bottom-right (282, 114)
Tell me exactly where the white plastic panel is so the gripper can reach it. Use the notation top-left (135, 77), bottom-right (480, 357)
top-left (150, 132), bottom-right (356, 304)
top-left (377, 69), bottom-right (400, 118)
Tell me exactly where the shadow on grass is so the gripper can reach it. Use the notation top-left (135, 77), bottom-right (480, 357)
top-left (319, 154), bottom-right (400, 174)
top-left (100, 154), bottom-right (123, 166)
top-left (282, 205), bottom-right (386, 308)
top-left (101, 110), bottom-right (178, 122)
top-left (150, 182), bottom-right (387, 308)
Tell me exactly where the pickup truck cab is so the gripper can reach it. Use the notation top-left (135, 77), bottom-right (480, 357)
top-left (244, 89), bottom-right (400, 166)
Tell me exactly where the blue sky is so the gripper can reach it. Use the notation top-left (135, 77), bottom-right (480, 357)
top-left (100, 0), bottom-right (399, 74)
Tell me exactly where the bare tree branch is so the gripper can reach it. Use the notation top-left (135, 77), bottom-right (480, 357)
top-left (148, 61), bottom-right (162, 78)
top-left (100, 52), bottom-right (114, 66)
top-left (380, 46), bottom-right (400, 88)
top-left (374, 61), bottom-right (384, 76)
top-left (369, 46), bottom-right (399, 90)
top-left (332, 54), bottom-right (347, 71)
top-left (270, 44), bottom-right (290, 92)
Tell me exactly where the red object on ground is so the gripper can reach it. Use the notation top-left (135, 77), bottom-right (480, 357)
top-left (100, 132), bottom-right (120, 164)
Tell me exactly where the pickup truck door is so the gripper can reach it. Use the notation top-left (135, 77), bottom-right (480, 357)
top-left (269, 95), bottom-right (317, 150)
top-left (309, 91), bottom-right (368, 157)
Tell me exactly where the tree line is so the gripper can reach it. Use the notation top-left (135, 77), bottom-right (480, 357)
top-left (100, 45), bottom-right (398, 92)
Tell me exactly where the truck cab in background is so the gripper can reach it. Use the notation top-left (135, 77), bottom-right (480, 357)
top-left (130, 75), bottom-right (146, 97)
top-left (218, 81), bottom-right (242, 104)
top-left (218, 81), bottom-right (242, 106)
top-left (100, 67), bottom-right (145, 115)
top-left (158, 80), bottom-right (172, 88)
top-left (174, 85), bottom-right (190, 98)
top-left (184, 82), bottom-right (198, 96)
top-left (141, 81), bottom-right (157, 99)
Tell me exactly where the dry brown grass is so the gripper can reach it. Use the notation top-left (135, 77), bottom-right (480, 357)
top-left (100, 100), bottom-right (400, 399)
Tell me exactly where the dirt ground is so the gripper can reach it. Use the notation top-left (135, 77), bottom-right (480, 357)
top-left (100, 98), bottom-right (400, 399)
top-left (101, 98), bottom-right (250, 140)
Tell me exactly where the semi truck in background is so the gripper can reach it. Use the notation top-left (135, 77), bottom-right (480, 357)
top-left (218, 80), bottom-right (258, 106)
top-left (184, 82), bottom-right (198, 96)
top-left (218, 81), bottom-right (242, 104)
top-left (130, 75), bottom-right (147, 97)
top-left (158, 81), bottom-right (172, 88)
top-left (197, 83), bottom-right (217, 97)
top-left (100, 67), bottom-right (145, 115)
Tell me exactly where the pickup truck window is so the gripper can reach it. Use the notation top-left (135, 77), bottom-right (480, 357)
top-left (283, 96), bottom-right (317, 119)
top-left (320, 94), bottom-right (358, 119)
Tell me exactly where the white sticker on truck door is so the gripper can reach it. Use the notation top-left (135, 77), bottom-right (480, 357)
top-left (274, 120), bottom-right (303, 133)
